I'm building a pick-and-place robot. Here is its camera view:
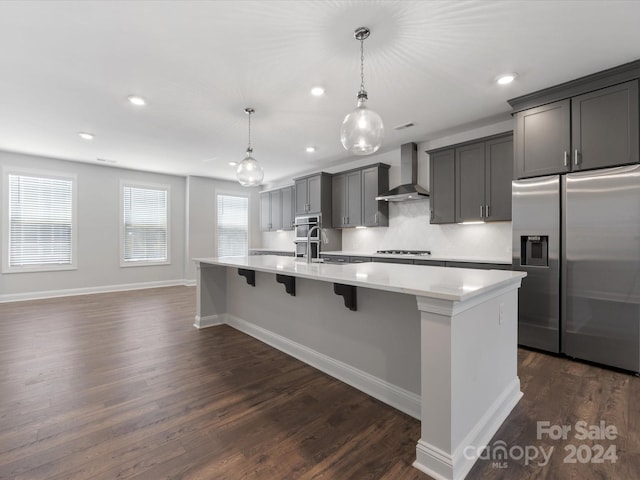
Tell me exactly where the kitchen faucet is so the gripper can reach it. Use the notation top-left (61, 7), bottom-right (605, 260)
top-left (306, 225), bottom-right (327, 263)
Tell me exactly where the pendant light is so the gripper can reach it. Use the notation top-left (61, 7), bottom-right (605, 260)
top-left (236, 107), bottom-right (264, 187)
top-left (340, 27), bottom-right (384, 155)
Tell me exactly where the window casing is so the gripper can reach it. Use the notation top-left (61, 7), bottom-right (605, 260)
top-left (121, 182), bottom-right (170, 266)
top-left (217, 194), bottom-right (249, 257)
top-left (2, 168), bottom-right (77, 273)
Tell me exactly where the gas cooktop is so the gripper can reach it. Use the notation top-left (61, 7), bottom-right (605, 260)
top-left (376, 250), bottom-right (432, 256)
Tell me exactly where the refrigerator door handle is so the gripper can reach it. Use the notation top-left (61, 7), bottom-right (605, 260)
top-left (574, 149), bottom-right (580, 166)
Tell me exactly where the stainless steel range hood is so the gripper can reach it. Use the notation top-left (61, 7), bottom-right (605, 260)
top-left (375, 142), bottom-right (429, 202)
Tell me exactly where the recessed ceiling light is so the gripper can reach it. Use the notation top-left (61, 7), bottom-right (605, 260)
top-left (496, 73), bottom-right (517, 85)
top-left (78, 132), bottom-right (94, 140)
top-left (310, 86), bottom-right (325, 96)
top-left (305, 146), bottom-right (316, 153)
top-left (128, 95), bottom-right (146, 106)
top-left (228, 161), bottom-right (238, 166)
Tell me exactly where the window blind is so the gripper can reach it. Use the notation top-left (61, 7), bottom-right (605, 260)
top-left (122, 185), bottom-right (168, 263)
top-left (217, 194), bottom-right (248, 257)
top-left (8, 174), bottom-right (74, 267)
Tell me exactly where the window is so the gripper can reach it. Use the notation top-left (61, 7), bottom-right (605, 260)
top-left (217, 194), bottom-right (248, 256)
top-left (121, 183), bottom-right (169, 266)
top-left (3, 170), bottom-right (77, 273)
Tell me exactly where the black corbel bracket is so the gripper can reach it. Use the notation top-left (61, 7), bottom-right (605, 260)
top-left (276, 274), bottom-right (296, 296)
top-left (333, 283), bottom-right (357, 311)
top-left (238, 269), bottom-right (256, 286)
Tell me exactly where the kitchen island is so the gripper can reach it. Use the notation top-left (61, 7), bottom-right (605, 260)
top-left (194, 255), bottom-right (526, 480)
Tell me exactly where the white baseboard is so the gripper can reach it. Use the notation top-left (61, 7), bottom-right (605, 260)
top-left (413, 378), bottom-right (523, 480)
top-left (225, 314), bottom-right (421, 419)
top-left (194, 313), bottom-right (226, 329)
top-left (0, 279), bottom-right (192, 303)
top-left (183, 279), bottom-right (197, 287)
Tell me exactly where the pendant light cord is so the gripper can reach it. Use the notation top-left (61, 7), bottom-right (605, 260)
top-left (359, 36), bottom-right (365, 94)
top-left (247, 110), bottom-right (252, 152)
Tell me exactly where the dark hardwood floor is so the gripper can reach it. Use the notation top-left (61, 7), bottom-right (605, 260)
top-left (0, 286), bottom-right (638, 479)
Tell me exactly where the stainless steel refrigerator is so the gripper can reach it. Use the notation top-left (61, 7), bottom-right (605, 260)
top-left (513, 164), bottom-right (640, 373)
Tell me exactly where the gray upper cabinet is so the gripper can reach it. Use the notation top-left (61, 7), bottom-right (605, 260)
top-left (330, 163), bottom-right (390, 228)
top-left (515, 100), bottom-right (571, 179)
top-left (281, 185), bottom-right (295, 230)
top-left (455, 142), bottom-right (486, 223)
top-left (270, 189), bottom-right (283, 231)
top-left (485, 135), bottom-right (514, 222)
top-left (294, 172), bottom-right (332, 220)
top-left (260, 192), bottom-right (272, 231)
top-left (431, 133), bottom-right (513, 224)
top-left (571, 80), bottom-right (639, 171)
top-left (429, 149), bottom-right (455, 224)
top-left (331, 173), bottom-right (346, 227)
top-left (332, 170), bottom-right (362, 228)
top-left (260, 186), bottom-right (294, 232)
top-left (362, 164), bottom-right (389, 227)
top-left (513, 78), bottom-right (639, 179)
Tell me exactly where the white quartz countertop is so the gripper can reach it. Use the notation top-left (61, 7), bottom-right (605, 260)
top-left (194, 255), bottom-right (525, 302)
top-left (320, 250), bottom-right (512, 265)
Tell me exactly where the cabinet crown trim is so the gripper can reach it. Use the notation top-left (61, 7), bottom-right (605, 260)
top-left (508, 58), bottom-right (640, 113)
top-left (427, 132), bottom-right (513, 155)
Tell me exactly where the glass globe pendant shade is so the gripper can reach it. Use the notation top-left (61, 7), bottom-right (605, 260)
top-left (236, 150), bottom-right (264, 187)
top-left (340, 97), bottom-right (384, 155)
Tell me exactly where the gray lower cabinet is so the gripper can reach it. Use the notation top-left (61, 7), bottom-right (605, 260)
top-left (372, 257), bottom-right (414, 265)
top-left (321, 254), bottom-right (349, 264)
top-left (349, 256), bottom-right (372, 263)
top-left (294, 172), bottom-right (332, 219)
top-left (445, 261), bottom-right (511, 270)
top-left (250, 250), bottom-right (295, 257)
top-left (514, 80), bottom-right (639, 179)
top-left (414, 259), bottom-right (446, 266)
top-left (429, 149), bottom-right (455, 224)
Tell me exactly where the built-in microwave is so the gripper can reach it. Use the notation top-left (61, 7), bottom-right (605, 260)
top-left (294, 215), bottom-right (321, 241)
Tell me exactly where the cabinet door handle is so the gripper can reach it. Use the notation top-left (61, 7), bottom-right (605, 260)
top-left (430, 210), bottom-right (434, 221)
top-left (563, 151), bottom-right (568, 167)
top-left (480, 205), bottom-right (484, 218)
top-left (486, 205), bottom-right (490, 217)
top-left (574, 149), bottom-right (580, 166)
top-left (375, 212), bottom-right (378, 224)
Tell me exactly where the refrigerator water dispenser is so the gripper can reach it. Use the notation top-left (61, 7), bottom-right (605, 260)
top-left (521, 235), bottom-right (548, 267)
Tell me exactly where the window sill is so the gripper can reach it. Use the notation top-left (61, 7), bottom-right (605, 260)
top-left (2, 264), bottom-right (77, 274)
top-left (120, 260), bottom-right (171, 268)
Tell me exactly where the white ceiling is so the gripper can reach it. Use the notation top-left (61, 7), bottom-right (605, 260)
top-left (1, 0), bottom-right (640, 184)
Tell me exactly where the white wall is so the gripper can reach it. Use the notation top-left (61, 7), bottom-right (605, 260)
top-left (0, 151), bottom-right (187, 299)
top-left (185, 175), bottom-right (260, 281)
top-left (0, 151), bottom-right (260, 300)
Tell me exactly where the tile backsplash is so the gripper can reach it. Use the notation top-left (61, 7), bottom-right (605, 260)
top-left (262, 198), bottom-right (512, 261)
top-left (341, 199), bottom-right (512, 261)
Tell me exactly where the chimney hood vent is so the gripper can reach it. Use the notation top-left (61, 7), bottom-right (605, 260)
top-left (375, 142), bottom-right (429, 202)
